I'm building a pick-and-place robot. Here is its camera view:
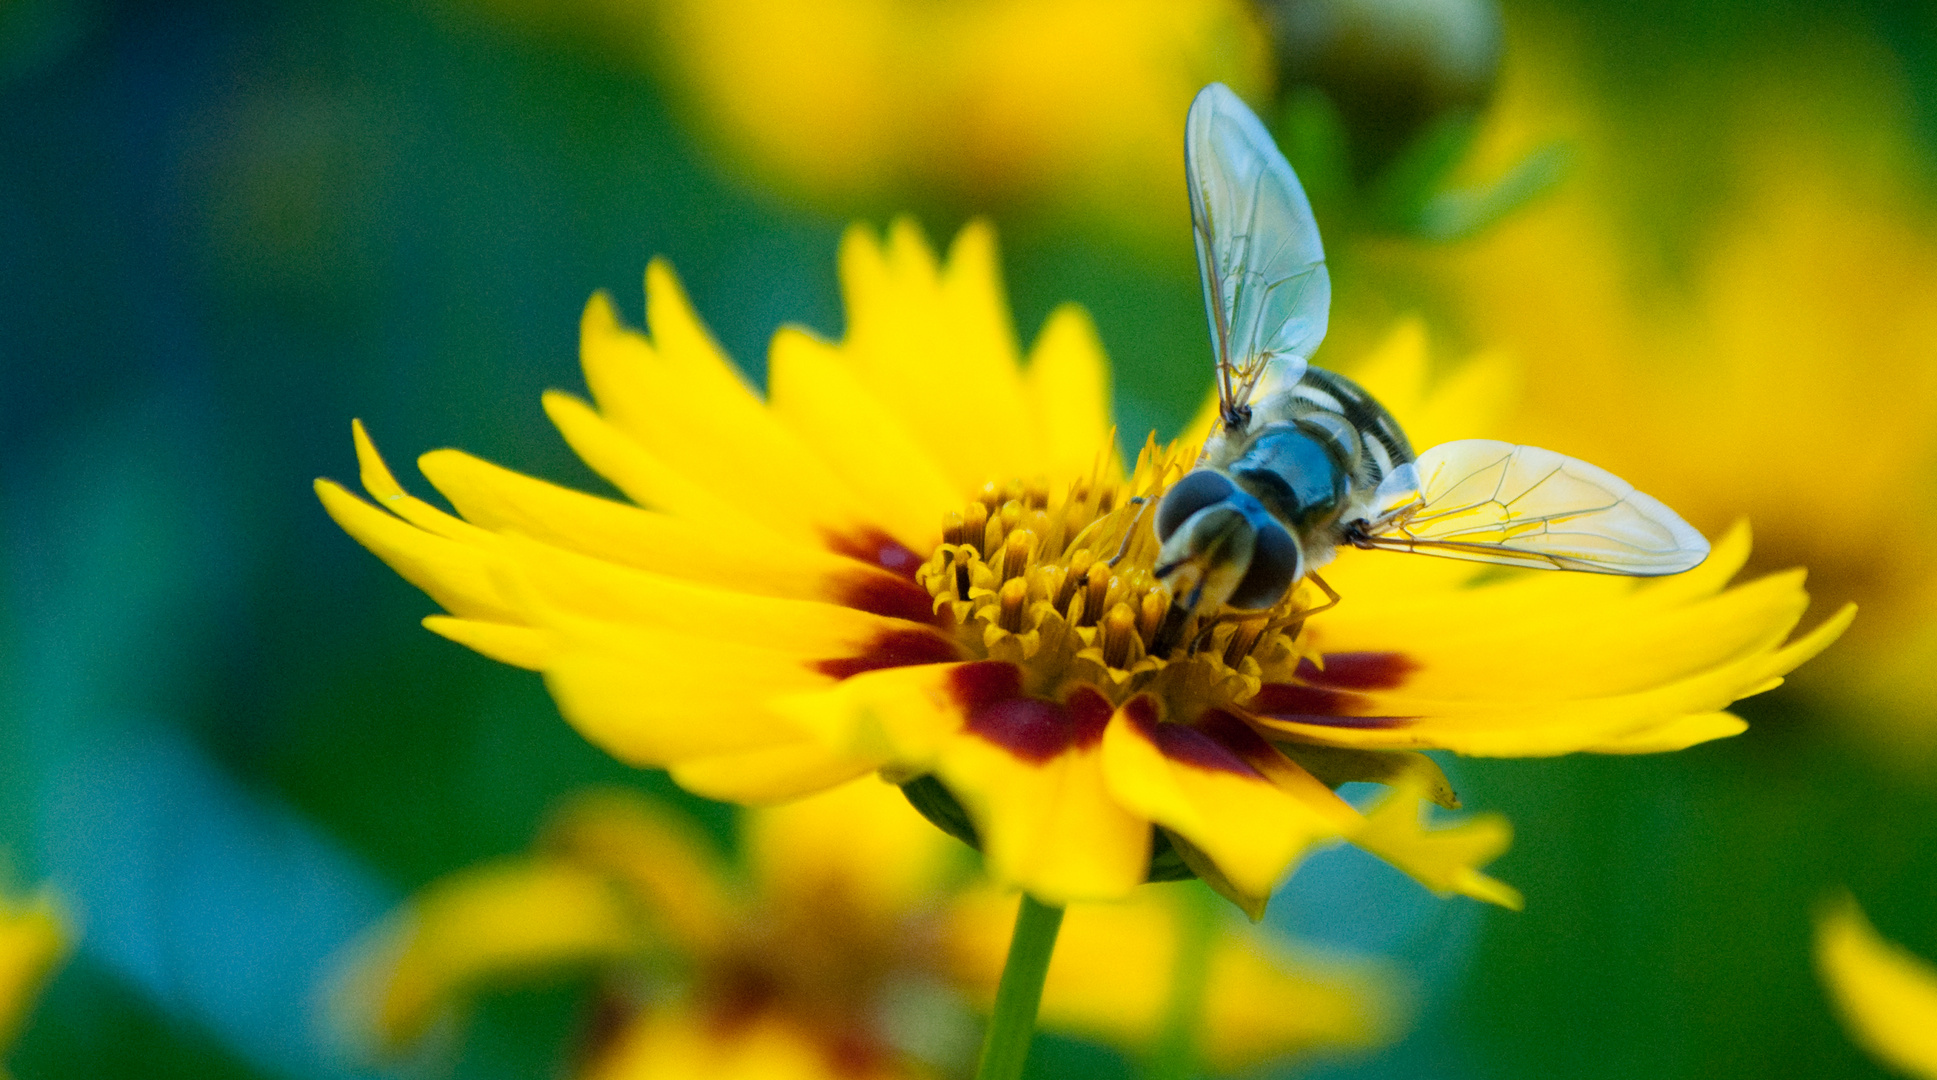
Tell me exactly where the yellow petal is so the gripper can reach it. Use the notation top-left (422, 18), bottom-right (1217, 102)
top-left (1345, 320), bottom-right (1520, 448)
top-left (936, 700), bottom-right (1150, 903)
top-left (315, 479), bottom-right (519, 623)
top-left (766, 326), bottom-right (961, 552)
top-left (947, 886), bottom-right (1170, 1046)
top-left (1816, 892), bottom-right (1937, 1080)
top-left (836, 220), bottom-right (1033, 489)
top-left (1257, 602), bottom-right (1856, 756)
top-left (668, 737), bottom-right (884, 804)
top-left (541, 631), bottom-right (832, 766)
top-left (423, 616), bottom-right (549, 670)
top-left (1350, 780), bottom-right (1521, 909)
top-left (578, 278), bottom-right (871, 539)
top-left (499, 530), bottom-right (944, 657)
top-left (1338, 320), bottom-right (1430, 432)
top-left (351, 419), bottom-right (489, 543)
top-left (417, 446), bottom-right (932, 618)
top-left (1322, 568), bottom-right (1812, 702)
top-left (771, 661), bottom-right (981, 767)
top-left (1099, 702), bottom-right (1345, 903)
top-left (0, 891), bottom-right (67, 1055)
top-left (543, 390), bottom-right (791, 542)
top-left (542, 789), bottom-right (738, 955)
top-left (1023, 303), bottom-right (1117, 486)
top-left (586, 1005), bottom-right (912, 1080)
top-left (1199, 928), bottom-right (1395, 1072)
top-left (1305, 527), bottom-right (1793, 704)
top-left (742, 777), bottom-right (961, 922)
top-left (343, 858), bottom-right (637, 1054)
top-left (946, 885), bottom-right (1393, 1068)
top-left (1584, 711), bottom-right (1747, 754)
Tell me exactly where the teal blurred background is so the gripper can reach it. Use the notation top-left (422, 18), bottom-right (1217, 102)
top-left (4, 0), bottom-right (1937, 1077)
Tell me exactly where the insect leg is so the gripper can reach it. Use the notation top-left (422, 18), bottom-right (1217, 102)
top-left (1107, 497), bottom-right (1152, 567)
top-left (1301, 571), bottom-right (1342, 618)
top-left (1187, 610), bottom-right (1249, 654)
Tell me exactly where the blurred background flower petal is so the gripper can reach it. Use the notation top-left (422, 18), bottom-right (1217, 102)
top-left (1816, 893), bottom-right (1937, 1079)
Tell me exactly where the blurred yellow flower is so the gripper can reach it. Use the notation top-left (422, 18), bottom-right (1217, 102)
top-left (1815, 893), bottom-right (1937, 1078)
top-left (948, 886), bottom-right (1389, 1074)
top-left (340, 779), bottom-right (1393, 1076)
top-left (1345, 26), bottom-right (1933, 736)
top-left (319, 218), bottom-right (1846, 913)
top-left (0, 888), bottom-right (67, 1068)
top-left (637, 0), bottom-right (1269, 239)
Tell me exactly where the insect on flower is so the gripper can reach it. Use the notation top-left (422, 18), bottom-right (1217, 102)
top-left (1152, 83), bottom-right (1711, 645)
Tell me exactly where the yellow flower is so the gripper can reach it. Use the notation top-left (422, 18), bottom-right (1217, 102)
top-left (0, 889), bottom-right (67, 1066)
top-left (339, 779), bottom-right (1393, 1076)
top-left (318, 219), bottom-right (1849, 912)
top-left (635, 0), bottom-right (1269, 241)
top-left (1816, 894), bottom-right (1937, 1078)
top-left (1339, 25), bottom-right (1927, 734)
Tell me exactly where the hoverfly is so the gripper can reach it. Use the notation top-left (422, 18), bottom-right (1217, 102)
top-left (1152, 83), bottom-right (1709, 625)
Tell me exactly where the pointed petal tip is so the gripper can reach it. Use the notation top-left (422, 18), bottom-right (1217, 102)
top-left (1474, 876), bottom-right (1526, 911)
top-left (643, 256), bottom-right (681, 295)
top-left (838, 219), bottom-right (880, 257)
top-left (1783, 601), bottom-right (1858, 669)
top-left (948, 217), bottom-right (998, 262)
top-left (581, 289), bottom-right (621, 331)
top-left (540, 388), bottom-right (591, 424)
top-left (350, 418), bottom-right (411, 505)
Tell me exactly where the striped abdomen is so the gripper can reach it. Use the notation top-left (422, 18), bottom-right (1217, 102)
top-left (1221, 367), bottom-right (1416, 534)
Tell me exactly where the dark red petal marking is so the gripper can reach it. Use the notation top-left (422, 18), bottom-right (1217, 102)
top-left (1194, 708), bottom-right (1285, 766)
top-left (822, 525), bottom-right (944, 624)
top-left (1120, 695), bottom-right (1161, 731)
top-left (830, 568), bottom-right (939, 625)
top-left (703, 963), bottom-right (781, 1034)
top-left (952, 665), bottom-right (1113, 763)
top-left (823, 526), bottom-right (925, 581)
top-left (949, 661), bottom-right (1024, 714)
top-left (1248, 681), bottom-right (1357, 716)
top-left (1067, 686), bottom-right (1112, 749)
top-left (823, 1029), bottom-right (892, 1080)
top-left (814, 628), bottom-right (961, 680)
top-left (967, 698), bottom-right (1075, 764)
top-left (1121, 696), bottom-right (1262, 778)
top-left (1293, 651), bottom-right (1417, 690)
top-left (1274, 714), bottom-right (1414, 730)
top-left (1245, 684), bottom-right (1415, 730)
top-left (1245, 651), bottom-right (1418, 729)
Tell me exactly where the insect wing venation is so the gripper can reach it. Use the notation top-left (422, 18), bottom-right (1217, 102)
top-left (1186, 83), bottom-right (1330, 422)
top-left (1363, 440), bottom-right (1710, 575)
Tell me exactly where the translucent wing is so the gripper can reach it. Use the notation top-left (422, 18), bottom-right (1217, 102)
top-left (1186, 83), bottom-right (1330, 427)
top-left (1360, 440), bottom-right (1709, 574)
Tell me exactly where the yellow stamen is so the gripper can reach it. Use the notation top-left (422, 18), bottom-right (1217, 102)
top-left (911, 440), bottom-right (1322, 714)
top-left (1057, 549), bottom-right (1093, 613)
top-left (997, 579), bottom-right (1029, 634)
top-left (1102, 603), bottom-right (1141, 670)
top-left (1081, 563), bottom-right (1112, 628)
top-left (1138, 589), bottom-right (1169, 650)
top-left (1000, 529), bottom-right (1034, 585)
top-left (962, 501), bottom-right (989, 556)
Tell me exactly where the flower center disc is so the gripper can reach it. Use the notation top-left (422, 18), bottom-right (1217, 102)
top-left (915, 438), bottom-right (1324, 715)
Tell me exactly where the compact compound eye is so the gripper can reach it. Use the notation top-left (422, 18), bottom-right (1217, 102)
top-left (1155, 470), bottom-right (1238, 543)
top-left (1227, 521), bottom-right (1301, 610)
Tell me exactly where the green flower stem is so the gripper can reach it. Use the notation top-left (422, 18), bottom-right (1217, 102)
top-left (1145, 882), bottom-right (1220, 1080)
top-left (974, 893), bottom-right (1066, 1080)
